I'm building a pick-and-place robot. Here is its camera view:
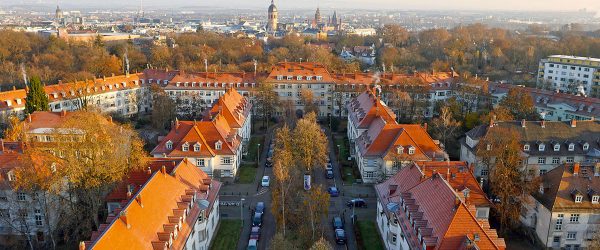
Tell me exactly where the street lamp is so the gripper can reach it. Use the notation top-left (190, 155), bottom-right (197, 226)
top-left (240, 198), bottom-right (245, 227)
top-left (337, 144), bottom-right (341, 164)
top-left (257, 143), bottom-right (261, 168)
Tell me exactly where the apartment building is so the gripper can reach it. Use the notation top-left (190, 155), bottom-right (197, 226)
top-left (347, 90), bottom-right (446, 183)
top-left (536, 55), bottom-right (600, 98)
top-left (461, 119), bottom-right (600, 179)
top-left (375, 164), bottom-right (505, 250)
top-left (522, 163), bottom-right (600, 249)
top-left (489, 83), bottom-right (600, 121)
top-left (82, 158), bottom-right (221, 250)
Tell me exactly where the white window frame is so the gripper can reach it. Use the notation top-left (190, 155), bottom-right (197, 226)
top-left (523, 144), bottom-right (530, 151)
top-left (575, 195), bottom-right (583, 203)
top-left (568, 143), bottom-right (575, 151)
top-left (570, 214), bottom-right (580, 223)
top-left (196, 158), bottom-right (205, 167)
top-left (166, 141), bottom-right (173, 150)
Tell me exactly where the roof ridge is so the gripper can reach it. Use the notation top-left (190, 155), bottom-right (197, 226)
top-left (192, 125), bottom-right (216, 157)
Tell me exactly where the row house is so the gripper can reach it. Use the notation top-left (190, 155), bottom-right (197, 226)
top-left (522, 163), bottom-right (600, 249)
top-left (375, 163), bottom-right (505, 250)
top-left (461, 119), bottom-right (600, 179)
top-left (489, 83), bottom-right (600, 121)
top-left (82, 158), bottom-right (221, 250)
top-left (347, 90), bottom-right (446, 183)
top-left (0, 141), bottom-right (59, 248)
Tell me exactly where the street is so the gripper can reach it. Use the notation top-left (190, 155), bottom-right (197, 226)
top-left (217, 126), bottom-right (377, 250)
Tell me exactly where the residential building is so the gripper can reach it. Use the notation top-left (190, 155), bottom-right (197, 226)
top-left (536, 55), bottom-right (600, 98)
top-left (489, 83), bottom-right (600, 121)
top-left (347, 90), bottom-right (446, 183)
top-left (340, 45), bottom-right (376, 65)
top-left (461, 119), bottom-right (600, 179)
top-left (375, 164), bottom-right (505, 250)
top-left (522, 163), bottom-right (600, 249)
top-left (82, 158), bottom-right (221, 250)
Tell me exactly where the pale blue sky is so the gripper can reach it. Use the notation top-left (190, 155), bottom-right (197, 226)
top-left (6, 0), bottom-right (600, 12)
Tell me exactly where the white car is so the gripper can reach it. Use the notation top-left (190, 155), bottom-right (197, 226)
top-left (261, 176), bottom-right (270, 187)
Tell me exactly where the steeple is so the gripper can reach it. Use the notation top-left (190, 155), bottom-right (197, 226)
top-left (315, 7), bottom-right (322, 24)
top-left (267, 0), bottom-right (278, 32)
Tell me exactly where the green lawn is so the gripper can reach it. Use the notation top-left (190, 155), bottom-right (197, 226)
top-left (356, 220), bottom-right (384, 250)
top-left (342, 166), bottom-right (356, 185)
top-left (237, 165), bottom-right (257, 184)
top-left (211, 219), bottom-right (242, 250)
top-left (246, 135), bottom-right (265, 162)
top-left (334, 136), bottom-right (349, 162)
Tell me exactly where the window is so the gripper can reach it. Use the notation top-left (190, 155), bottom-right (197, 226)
top-left (0, 209), bottom-right (9, 218)
top-left (538, 157), bottom-right (546, 164)
top-left (552, 157), bottom-right (560, 164)
top-left (524, 144), bottom-right (530, 151)
top-left (583, 143), bottom-right (589, 151)
top-left (593, 195), bottom-right (600, 204)
top-left (539, 144), bottom-right (545, 151)
top-left (316, 76), bottom-right (323, 81)
top-left (396, 146), bottom-right (403, 155)
top-left (553, 236), bottom-right (561, 243)
top-left (222, 157), bottom-right (232, 165)
top-left (575, 195), bottom-right (583, 203)
top-left (408, 146), bottom-right (415, 155)
top-left (35, 214), bottom-right (43, 226)
top-left (215, 141), bottom-right (222, 150)
top-left (556, 214), bottom-right (564, 231)
top-left (364, 171), bottom-right (375, 178)
top-left (481, 169), bottom-right (489, 176)
top-left (486, 144), bottom-right (492, 151)
top-left (391, 233), bottom-right (397, 244)
top-left (540, 169), bottom-right (548, 175)
top-left (566, 157), bottom-right (574, 163)
top-left (166, 141), bottom-right (173, 150)
top-left (194, 143), bottom-right (201, 152)
top-left (554, 144), bottom-right (560, 151)
top-left (7, 171), bottom-right (15, 182)
top-left (570, 214), bottom-right (580, 223)
top-left (569, 143), bottom-right (575, 151)
top-left (17, 192), bottom-right (26, 201)
top-left (182, 143), bottom-right (189, 152)
top-left (297, 76), bottom-right (302, 81)
top-left (567, 232), bottom-right (576, 240)
top-left (196, 159), bottom-right (205, 167)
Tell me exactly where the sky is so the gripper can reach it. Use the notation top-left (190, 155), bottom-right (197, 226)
top-left (5, 0), bottom-right (600, 12)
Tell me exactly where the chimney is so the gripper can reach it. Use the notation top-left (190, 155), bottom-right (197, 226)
top-left (423, 123), bottom-right (428, 130)
top-left (521, 119), bottom-right (526, 128)
top-left (541, 119), bottom-right (546, 128)
top-left (489, 117), bottom-right (494, 128)
top-left (126, 189), bottom-right (132, 199)
top-left (1, 139), bottom-right (4, 152)
top-left (60, 109), bottom-right (67, 117)
top-left (175, 118), bottom-right (180, 130)
top-left (161, 165), bottom-right (166, 175)
top-left (571, 119), bottom-right (577, 128)
top-left (12, 86), bottom-right (16, 91)
top-left (146, 167), bottom-right (151, 175)
top-left (27, 113), bottom-right (32, 123)
top-left (58, 80), bottom-right (63, 85)
top-left (479, 178), bottom-right (484, 188)
top-left (574, 162), bottom-right (580, 175)
top-left (447, 168), bottom-right (450, 180)
top-left (119, 211), bottom-right (131, 229)
top-left (79, 241), bottom-right (86, 250)
top-left (135, 194), bottom-right (143, 207)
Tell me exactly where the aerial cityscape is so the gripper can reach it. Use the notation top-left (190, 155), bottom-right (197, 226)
top-left (0, 0), bottom-right (600, 250)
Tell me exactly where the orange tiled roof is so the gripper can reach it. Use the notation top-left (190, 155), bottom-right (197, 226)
top-left (375, 170), bottom-right (505, 250)
top-left (266, 62), bottom-right (336, 83)
top-left (207, 88), bottom-right (252, 129)
top-left (347, 90), bottom-right (396, 129)
top-left (86, 158), bottom-right (221, 250)
top-left (23, 111), bottom-right (74, 131)
top-left (0, 89), bottom-right (27, 111)
top-left (536, 163), bottom-right (600, 211)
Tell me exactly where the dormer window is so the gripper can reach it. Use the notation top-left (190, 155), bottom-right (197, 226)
top-left (182, 142), bottom-right (189, 152)
top-left (307, 76), bottom-right (313, 81)
top-left (7, 171), bottom-right (15, 182)
top-left (297, 76), bottom-right (303, 81)
top-left (408, 146), bottom-right (415, 155)
top-left (396, 146), bottom-right (404, 155)
top-left (539, 144), bottom-right (545, 151)
top-left (524, 144), bottom-right (530, 151)
top-left (583, 143), bottom-right (590, 151)
top-left (287, 76), bottom-right (293, 80)
top-left (215, 141), bottom-right (222, 150)
top-left (166, 141), bottom-right (173, 150)
top-left (575, 195), bottom-right (583, 203)
top-left (568, 143), bottom-right (575, 151)
top-left (277, 75), bottom-right (283, 80)
top-left (486, 144), bottom-right (492, 151)
top-left (194, 143), bottom-right (201, 152)
top-left (316, 76), bottom-right (323, 81)
top-left (554, 144), bottom-right (560, 151)
top-left (593, 195), bottom-right (600, 204)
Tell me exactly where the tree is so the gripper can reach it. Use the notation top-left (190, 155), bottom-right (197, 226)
top-left (309, 237), bottom-right (333, 250)
top-left (254, 81), bottom-right (279, 129)
top-left (380, 24), bottom-right (409, 47)
top-left (271, 125), bottom-right (294, 236)
top-left (25, 76), bottom-right (49, 114)
top-left (291, 113), bottom-right (328, 172)
top-left (150, 85), bottom-right (176, 130)
top-left (300, 185), bottom-right (330, 243)
top-left (498, 88), bottom-right (539, 120)
top-left (3, 115), bottom-right (24, 140)
top-left (300, 89), bottom-right (319, 115)
top-left (430, 106), bottom-right (461, 150)
top-left (38, 110), bottom-right (146, 244)
top-left (476, 127), bottom-right (537, 233)
top-left (386, 90), bottom-right (412, 122)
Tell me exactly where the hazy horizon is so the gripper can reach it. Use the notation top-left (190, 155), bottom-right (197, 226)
top-left (2, 0), bottom-right (600, 12)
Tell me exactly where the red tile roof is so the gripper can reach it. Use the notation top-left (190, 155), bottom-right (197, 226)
top-left (23, 111), bottom-right (74, 131)
top-left (206, 88), bottom-right (252, 129)
top-left (347, 89), bottom-right (396, 129)
top-left (86, 158), bottom-right (221, 250)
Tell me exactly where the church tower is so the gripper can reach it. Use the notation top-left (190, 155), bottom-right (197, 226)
top-left (267, 0), bottom-right (278, 32)
top-left (315, 7), bottom-right (322, 24)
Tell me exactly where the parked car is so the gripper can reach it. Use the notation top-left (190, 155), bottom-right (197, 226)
top-left (255, 202), bottom-right (265, 214)
top-left (332, 216), bottom-right (344, 229)
top-left (265, 160), bottom-right (273, 168)
top-left (335, 229), bottom-right (347, 245)
top-left (346, 198), bottom-right (367, 208)
top-left (250, 226), bottom-right (261, 240)
top-left (261, 176), bottom-right (270, 187)
top-left (247, 239), bottom-right (258, 250)
top-left (252, 212), bottom-right (262, 227)
top-left (326, 163), bottom-right (333, 171)
top-left (326, 170), bottom-right (334, 179)
top-left (327, 186), bottom-right (339, 197)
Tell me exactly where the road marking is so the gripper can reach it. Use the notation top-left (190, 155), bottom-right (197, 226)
top-left (255, 187), bottom-right (269, 196)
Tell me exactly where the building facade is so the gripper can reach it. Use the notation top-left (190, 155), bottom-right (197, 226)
top-left (536, 55), bottom-right (600, 98)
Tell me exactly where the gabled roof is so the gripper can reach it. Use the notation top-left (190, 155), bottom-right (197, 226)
top-left (86, 158), bottom-right (221, 250)
top-left (206, 88), bottom-right (252, 129)
top-left (347, 90), bottom-right (396, 129)
top-left (24, 111), bottom-right (74, 132)
top-left (535, 163), bottom-right (600, 211)
top-left (376, 169), bottom-right (505, 250)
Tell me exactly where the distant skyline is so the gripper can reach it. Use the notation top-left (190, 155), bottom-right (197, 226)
top-left (3, 0), bottom-right (600, 12)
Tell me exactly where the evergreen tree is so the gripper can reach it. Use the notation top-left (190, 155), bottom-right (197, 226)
top-left (25, 76), bottom-right (49, 114)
